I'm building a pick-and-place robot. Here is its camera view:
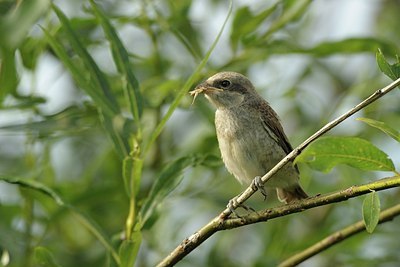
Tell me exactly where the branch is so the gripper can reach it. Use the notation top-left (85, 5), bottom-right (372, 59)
top-left (278, 203), bottom-right (400, 267)
top-left (157, 77), bottom-right (400, 266)
top-left (157, 175), bottom-right (400, 267)
top-left (221, 76), bottom-right (400, 218)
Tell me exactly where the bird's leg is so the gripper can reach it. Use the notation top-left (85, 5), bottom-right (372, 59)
top-left (251, 176), bottom-right (267, 200)
top-left (227, 194), bottom-right (256, 218)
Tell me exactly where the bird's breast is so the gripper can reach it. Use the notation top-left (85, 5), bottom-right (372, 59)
top-left (214, 109), bottom-right (265, 184)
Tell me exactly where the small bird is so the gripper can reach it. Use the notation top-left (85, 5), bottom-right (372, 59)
top-left (191, 71), bottom-right (308, 204)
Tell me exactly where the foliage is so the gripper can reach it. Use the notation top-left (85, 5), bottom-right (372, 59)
top-left (0, 1), bottom-right (400, 267)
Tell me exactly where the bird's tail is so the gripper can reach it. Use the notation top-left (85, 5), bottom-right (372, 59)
top-left (276, 185), bottom-right (308, 204)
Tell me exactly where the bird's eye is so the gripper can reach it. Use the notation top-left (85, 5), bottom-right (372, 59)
top-left (220, 80), bottom-right (231, 88)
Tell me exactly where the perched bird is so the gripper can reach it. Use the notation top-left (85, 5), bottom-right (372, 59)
top-left (191, 71), bottom-right (308, 204)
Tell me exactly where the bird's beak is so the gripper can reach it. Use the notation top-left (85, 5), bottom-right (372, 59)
top-left (190, 82), bottom-right (222, 105)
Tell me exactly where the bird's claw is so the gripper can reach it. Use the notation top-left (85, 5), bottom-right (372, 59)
top-left (251, 176), bottom-right (267, 200)
top-left (227, 196), bottom-right (256, 218)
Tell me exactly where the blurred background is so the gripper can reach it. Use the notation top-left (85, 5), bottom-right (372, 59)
top-left (1, 0), bottom-right (400, 266)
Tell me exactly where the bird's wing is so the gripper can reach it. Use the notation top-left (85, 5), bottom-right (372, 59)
top-left (258, 101), bottom-right (294, 155)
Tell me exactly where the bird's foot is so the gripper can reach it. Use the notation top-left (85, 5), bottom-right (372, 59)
top-left (251, 176), bottom-right (267, 200)
top-left (227, 195), bottom-right (256, 218)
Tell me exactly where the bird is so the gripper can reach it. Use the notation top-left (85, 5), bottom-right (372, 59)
top-left (191, 71), bottom-right (308, 204)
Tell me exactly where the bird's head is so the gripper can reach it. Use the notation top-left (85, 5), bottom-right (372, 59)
top-left (191, 72), bottom-right (256, 109)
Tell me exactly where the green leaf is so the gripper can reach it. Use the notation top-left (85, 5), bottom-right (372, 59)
top-left (90, 0), bottom-right (143, 123)
top-left (230, 4), bottom-right (278, 51)
top-left (42, 27), bottom-right (116, 116)
top-left (34, 247), bottom-right (62, 267)
top-left (0, 0), bottom-right (50, 49)
top-left (0, 176), bottom-right (120, 265)
top-left (143, 1), bottom-right (233, 155)
top-left (71, 208), bottom-right (120, 265)
top-left (295, 136), bottom-right (395, 173)
top-left (0, 48), bottom-right (18, 101)
top-left (376, 49), bottom-right (400, 81)
top-left (362, 191), bottom-right (381, 234)
top-left (51, 4), bottom-right (120, 116)
top-left (357, 117), bottom-right (400, 142)
top-left (0, 105), bottom-right (98, 137)
top-left (260, 0), bottom-right (312, 41)
top-left (122, 156), bottom-right (143, 197)
top-left (0, 176), bottom-right (65, 206)
top-left (304, 38), bottom-right (397, 57)
top-left (259, 38), bottom-right (398, 57)
top-left (139, 154), bottom-right (212, 226)
top-left (119, 230), bottom-right (142, 267)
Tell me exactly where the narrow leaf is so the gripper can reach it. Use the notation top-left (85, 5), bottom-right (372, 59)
top-left (70, 208), bottom-right (120, 264)
top-left (122, 156), bottom-right (143, 197)
top-left (44, 24), bottom-right (129, 157)
top-left (139, 157), bottom-right (190, 225)
top-left (295, 136), bottom-right (395, 173)
top-left (42, 27), bottom-right (116, 116)
top-left (376, 49), bottom-right (400, 81)
top-left (143, 1), bottom-right (233, 155)
top-left (52, 4), bottom-right (120, 116)
top-left (0, 0), bottom-right (50, 49)
top-left (261, 0), bottom-right (311, 41)
top-left (0, 176), bottom-right (120, 265)
top-left (34, 247), bottom-right (62, 267)
top-left (119, 230), bottom-right (142, 267)
top-left (362, 191), bottom-right (381, 233)
top-left (90, 0), bottom-right (143, 122)
top-left (0, 48), bottom-right (18, 101)
top-left (0, 176), bottom-right (65, 206)
top-left (139, 154), bottom-right (211, 226)
top-left (357, 117), bottom-right (400, 142)
top-left (230, 4), bottom-right (278, 50)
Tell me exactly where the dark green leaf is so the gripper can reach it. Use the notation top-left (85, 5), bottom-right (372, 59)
top-left (295, 136), bottom-right (395, 173)
top-left (0, 0), bottom-right (50, 49)
top-left (42, 27), bottom-right (115, 115)
top-left (90, 0), bottom-right (143, 122)
top-left (0, 105), bottom-right (98, 137)
top-left (376, 49), bottom-right (400, 81)
top-left (143, 1), bottom-right (233, 155)
top-left (119, 230), bottom-right (142, 267)
top-left (139, 157), bottom-right (190, 226)
top-left (0, 176), bottom-right (65, 206)
top-left (362, 191), bottom-right (380, 234)
top-left (260, 0), bottom-right (312, 41)
top-left (231, 4), bottom-right (278, 51)
top-left (99, 113), bottom-right (129, 157)
top-left (19, 37), bottom-right (44, 69)
top-left (260, 38), bottom-right (398, 57)
top-left (357, 117), bottom-right (400, 142)
top-left (34, 247), bottom-right (62, 267)
top-left (122, 156), bottom-right (143, 197)
top-left (306, 38), bottom-right (397, 57)
top-left (0, 176), bottom-right (120, 264)
top-left (0, 48), bottom-right (18, 101)
top-left (52, 4), bottom-right (120, 116)
top-left (140, 154), bottom-right (214, 226)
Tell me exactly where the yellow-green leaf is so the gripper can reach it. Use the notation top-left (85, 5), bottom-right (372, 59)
top-left (295, 136), bottom-right (395, 173)
top-left (362, 191), bottom-right (381, 234)
top-left (357, 117), bottom-right (400, 142)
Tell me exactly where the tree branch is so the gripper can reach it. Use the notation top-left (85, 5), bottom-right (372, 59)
top-left (220, 77), bottom-right (400, 218)
top-left (157, 77), bottom-right (400, 266)
top-left (278, 202), bottom-right (400, 267)
top-left (157, 175), bottom-right (400, 266)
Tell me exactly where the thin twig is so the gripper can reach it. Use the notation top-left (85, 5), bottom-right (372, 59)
top-left (157, 78), bottom-right (400, 266)
top-left (278, 203), bottom-right (400, 267)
